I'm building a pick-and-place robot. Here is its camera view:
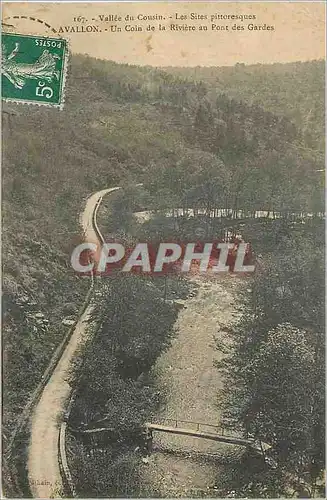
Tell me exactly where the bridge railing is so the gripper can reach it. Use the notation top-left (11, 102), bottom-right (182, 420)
top-left (149, 417), bottom-right (243, 439)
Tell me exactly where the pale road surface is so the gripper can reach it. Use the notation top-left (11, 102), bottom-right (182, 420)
top-left (27, 187), bottom-right (120, 498)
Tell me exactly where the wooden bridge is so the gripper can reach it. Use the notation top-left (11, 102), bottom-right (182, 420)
top-left (70, 416), bottom-right (269, 455)
top-left (145, 418), bottom-right (256, 448)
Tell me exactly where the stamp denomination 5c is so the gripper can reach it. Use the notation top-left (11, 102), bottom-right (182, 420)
top-left (2, 32), bottom-right (68, 108)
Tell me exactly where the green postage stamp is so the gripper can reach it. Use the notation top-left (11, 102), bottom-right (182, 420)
top-left (2, 32), bottom-right (68, 108)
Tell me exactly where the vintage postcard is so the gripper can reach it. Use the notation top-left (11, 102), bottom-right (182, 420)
top-left (2, 1), bottom-right (325, 498)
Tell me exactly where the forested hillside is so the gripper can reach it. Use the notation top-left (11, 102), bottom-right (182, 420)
top-left (164, 60), bottom-right (325, 151)
top-left (2, 54), bottom-right (324, 496)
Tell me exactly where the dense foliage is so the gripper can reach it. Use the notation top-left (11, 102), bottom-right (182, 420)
top-left (216, 221), bottom-right (325, 497)
top-left (166, 60), bottom-right (325, 151)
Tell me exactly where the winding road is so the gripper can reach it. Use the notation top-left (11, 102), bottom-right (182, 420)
top-left (27, 187), bottom-right (120, 498)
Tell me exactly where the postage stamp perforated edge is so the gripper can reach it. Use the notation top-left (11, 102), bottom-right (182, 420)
top-left (2, 31), bottom-right (70, 110)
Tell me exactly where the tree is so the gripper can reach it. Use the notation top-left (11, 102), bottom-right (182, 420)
top-left (217, 226), bottom-right (325, 496)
